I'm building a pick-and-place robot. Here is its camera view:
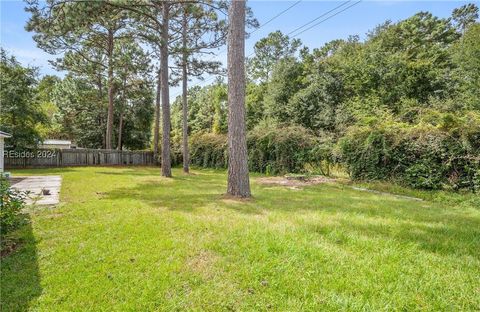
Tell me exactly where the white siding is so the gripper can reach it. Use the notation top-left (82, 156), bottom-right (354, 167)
top-left (38, 143), bottom-right (71, 149)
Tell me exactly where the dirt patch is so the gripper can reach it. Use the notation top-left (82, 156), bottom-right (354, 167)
top-left (186, 250), bottom-right (219, 279)
top-left (256, 176), bottom-right (335, 189)
top-left (48, 212), bottom-right (64, 219)
top-left (96, 191), bottom-right (106, 199)
top-left (1, 240), bottom-right (21, 258)
top-left (348, 186), bottom-right (423, 201)
top-left (221, 193), bottom-right (254, 204)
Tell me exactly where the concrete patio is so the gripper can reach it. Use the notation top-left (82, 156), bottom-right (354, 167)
top-left (10, 176), bottom-right (62, 205)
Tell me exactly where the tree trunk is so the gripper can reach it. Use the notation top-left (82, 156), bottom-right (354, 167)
top-left (117, 111), bottom-right (123, 151)
top-left (97, 75), bottom-right (106, 149)
top-left (105, 29), bottom-right (115, 150)
top-left (226, 0), bottom-right (251, 197)
top-left (153, 67), bottom-right (161, 162)
top-left (182, 10), bottom-right (189, 173)
top-left (160, 3), bottom-right (172, 177)
top-left (117, 71), bottom-right (127, 151)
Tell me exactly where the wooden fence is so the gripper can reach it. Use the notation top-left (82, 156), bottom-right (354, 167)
top-left (4, 149), bottom-right (156, 169)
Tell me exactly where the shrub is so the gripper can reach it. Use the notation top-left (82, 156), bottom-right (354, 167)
top-left (0, 177), bottom-right (26, 237)
top-left (190, 132), bottom-right (228, 169)
top-left (339, 113), bottom-right (480, 191)
top-left (307, 138), bottom-right (336, 176)
top-left (188, 125), bottom-right (333, 175)
top-left (404, 162), bottom-right (443, 190)
top-left (247, 124), bottom-right (320, 174)
top-left (339, 126), bottom-right (394, 181)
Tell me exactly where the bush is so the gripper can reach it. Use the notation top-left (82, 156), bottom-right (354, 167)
top-left (0, 177), bottom-right (26, 237)
top-left (190, 132), bottom-right (228, 169)
top-left (307, 138), bottom-right (336, 176)
top-left (188, 125), bottom-right (333, 175)
top-left (339, 113), bottom-right (480, 191)
top-left (247, 124), bottom-right (320, 174)
top-left (339, 126), bottom-right (394, 181)
top-left (404, 162), bottom-right (443, 190)
top-left (187, 111), bottom-right (479, 192)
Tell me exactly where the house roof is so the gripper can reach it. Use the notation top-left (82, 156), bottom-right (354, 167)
top-left (41, 139), bottom-right (72, 145)
top-left (0, 131), bottom-right (12, 138)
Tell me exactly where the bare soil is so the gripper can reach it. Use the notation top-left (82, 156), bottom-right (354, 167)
top-left (1, 240), bottom-right (21, 258)
top-left (256, 176), bottom-right (336, 189)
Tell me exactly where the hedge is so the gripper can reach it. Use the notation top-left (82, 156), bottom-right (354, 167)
top-left (339, 114), bottom-right (480, 191)
top-left (188, 125), bottom-right (328, 175)
top-left (182, 114), bottom-right (479, 191)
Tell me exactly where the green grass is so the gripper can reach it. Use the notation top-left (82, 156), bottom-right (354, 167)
top-left (1, 166), bottom-right (479, 311)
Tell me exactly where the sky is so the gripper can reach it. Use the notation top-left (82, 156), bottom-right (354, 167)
top-left (0, 0), bottom-right (476, 99)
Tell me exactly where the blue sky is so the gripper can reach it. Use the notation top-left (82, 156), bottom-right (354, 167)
top-left (0, 0), bottom-right (476, 97)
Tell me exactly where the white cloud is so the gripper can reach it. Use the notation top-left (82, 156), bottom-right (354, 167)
top-left (2, 46), bottom-right (64, 77)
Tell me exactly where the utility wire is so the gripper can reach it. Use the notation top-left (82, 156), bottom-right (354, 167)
top-left (246, 1), bottom-right (361, 59)
top-left (173, 0), bottom-right (363, 98)
top-left (286, 1), bottom-right (352, 37)
top-left (211, 0), bottom-right (303, 61)
top-left (249, 0), bottom-right (302, 36)
top-left (292, 1), bottom-right (362, 38)
top-left (172, 0), bottom-right (303, 98)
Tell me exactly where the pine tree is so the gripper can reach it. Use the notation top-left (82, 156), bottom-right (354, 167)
top-left (171, 3), bottom-right (226, 173)
top-left (226, 0), bottom-right (251, 197)
top-left (25, 1), bottom-right (130, 149)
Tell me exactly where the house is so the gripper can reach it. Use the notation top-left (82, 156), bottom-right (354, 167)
top-left (0, 131), bottom-right (12, 173)
top-left (39, 139), bottom-right (76, 149)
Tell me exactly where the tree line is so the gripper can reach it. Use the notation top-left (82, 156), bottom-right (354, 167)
top-left (1, 2), bottom-right (479, 193)
top-left (169, 4), bottom-right (480, 191)
top-left (1, 0), bottom-right (256, 197)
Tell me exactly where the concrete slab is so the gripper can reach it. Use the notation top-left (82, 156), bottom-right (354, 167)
top-left (10, 176), bottom-right (62, 205)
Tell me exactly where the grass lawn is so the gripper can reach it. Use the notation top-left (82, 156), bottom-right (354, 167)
top-left (1, 167), bottom-right (479, 311)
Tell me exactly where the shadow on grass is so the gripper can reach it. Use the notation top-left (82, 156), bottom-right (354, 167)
top-left (95, 167), bottom-right (223, 179)
top-left (304, 213), bottom-right (480, 259)
top-left (294, 186), bottom-right (480, 259)
top-left (95, 169), bottom-right (159, 176)
top-left (10, 168), bottom-right (77, 175)
top-left (0, 215), bottom-right (42, 312)
top-left (105, 180), bottom-right (220, 211)
top-left (106, 173), bottom-right (480, 259)
top-left (264, 183), bottom-right (478, 222)
top-left (105, 178), bottom-right (262, 215)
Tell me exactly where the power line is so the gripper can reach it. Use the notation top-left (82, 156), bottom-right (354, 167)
top-left (245, 1), bottom-right (361, 59)
top-left (172, 1), bottom-right (303, 99)
top-left (173, 0), bottom-right (363, 98)
top-left (286, 1), bottom-right (352, 37)
top-left (292, 1), bottom-right (362, 38)
top-left (249, 0), bottom-right (302, 36)
top-left (210, 0), bottom-right (303, 62)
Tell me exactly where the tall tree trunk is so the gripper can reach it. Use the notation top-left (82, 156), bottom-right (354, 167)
top-left (98, 75), bottom-right (106, 149)
top-left (153, 67), bottom-right (161, 162)
top-left (226, 0), bottom-right (251, 197)
top-left (105, 29), bottom-right (115, 150)
top-left (182, 10), bottom-right (189, 173)
top-left (117, 111), bottom-right (123, 151)
top-left (117, 73), bottom-right (126, 151)
top-left (160, 3), bottom-right (172, 177)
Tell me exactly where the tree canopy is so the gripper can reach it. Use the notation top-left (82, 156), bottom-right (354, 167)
top-left (1, 2), bottom-right (478, 190)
